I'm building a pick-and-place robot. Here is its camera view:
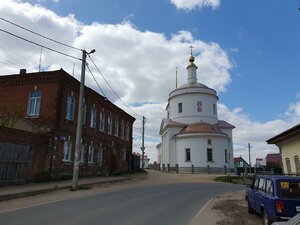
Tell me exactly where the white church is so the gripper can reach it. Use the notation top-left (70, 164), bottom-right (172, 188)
top-left (157, 50), bottom-right (235, 173)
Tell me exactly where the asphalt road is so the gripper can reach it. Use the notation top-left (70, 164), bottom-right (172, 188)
top-left (0, 182), bottom-right (243, 225)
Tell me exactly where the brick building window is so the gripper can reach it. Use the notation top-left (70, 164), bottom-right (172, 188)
top-left (27, 90), bottom-right (41, 116)
top-left (63, 140), bottom-right (72, 161)
top-left (90, 106), bottom-right (96, 128)
top-left (66, 96), bottom-right (75, 120)
top-left (79, 145), bottom-right (84, 163)
top-left (207, 148), bottom-right (213, 162)
top-left (114, 117), bottom-right (119, 136)
top-left (98, 143), bottom-right (103, 164)
top-left (122, 149), bottom-right (127, 161)
top-left (107, 113), bottom-right (112, 134)
top-left (125, 123), bottom-right (129, 141)
top-left (88, 144), bottom-right (94, 163)
top-left (99, 111), bottom-right (105, 132)
top-left (121, 119), bottom-right (124, 139)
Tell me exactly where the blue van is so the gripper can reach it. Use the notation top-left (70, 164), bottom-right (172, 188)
top-left (245, 175), bottom-right (300, 225)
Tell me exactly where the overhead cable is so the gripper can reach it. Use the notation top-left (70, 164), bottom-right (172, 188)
top-left (0, 28), bottom-right (81, 61)
top-left (87, 55), bottom-right (143, 119)
top-left (0, 16), bottom-right (82, 51)
top-left (86, 63), bottom-right (107, 98)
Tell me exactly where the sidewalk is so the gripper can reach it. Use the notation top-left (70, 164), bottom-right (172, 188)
top-left (0, 176), bottom-right (131, 201)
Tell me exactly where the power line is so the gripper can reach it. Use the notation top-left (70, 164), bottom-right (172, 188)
top-left (0, 16), bottom-right (82, 51)
top-left (0, 28), bottom-right (81, 61)
top-left (86, 63), bottom-right (107, 98)
top-left (87, 55), bottom-right (143, 119)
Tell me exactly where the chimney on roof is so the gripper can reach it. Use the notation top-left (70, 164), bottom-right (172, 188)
top-left (19, 69), bottom-right (26, 74)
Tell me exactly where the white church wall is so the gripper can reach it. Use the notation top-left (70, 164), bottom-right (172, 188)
top-left (220, 128), bottom-right (234, 168)
top-left (169, 92), bottom-right (218, 124)
top-left (176, 135), bottom-right (231, 169)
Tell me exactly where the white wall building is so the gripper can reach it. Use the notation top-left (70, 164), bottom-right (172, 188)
top-left (157, 52), bottom-right (235, 173)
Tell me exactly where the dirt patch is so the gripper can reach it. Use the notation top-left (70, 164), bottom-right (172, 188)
top-left (212, 190), bottom-right (263, 225)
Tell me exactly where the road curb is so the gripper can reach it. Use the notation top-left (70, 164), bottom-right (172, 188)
top-left (0, 177), bottom-right (131, 202)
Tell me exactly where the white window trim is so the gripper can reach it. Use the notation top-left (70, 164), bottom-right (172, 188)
top-left (27, 90), bottom-right (41, 117)
top-left (88, 145), bottom-right (94, 163)
top-left (63, 141), bottom-right (72, 162)
top-left (66, 95), bottom-right (75, 120)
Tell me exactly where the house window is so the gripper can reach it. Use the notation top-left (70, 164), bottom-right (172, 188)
top-left (66, 95), bottom-right (75, 120)
top-left (63, 140), bottom-right (72, 161)
top-left (90, 106), bottom-right (96, 128)
top-left (114, 117), bottom-right (119, 136)
top-left (88, 144), bottom-right (94, 163)
top-left (82, 100), bottom-right (87, 126)
top-left (121, 120), bottom-right (125, 139)
top-left (178, 103), bottom-right (182, 113)
top-left (207, 139), bottom-right (212, 145)
top-left (98, 143), bottom-right (103, 164)
top-left (99, 111), bottom-right (105, 132)
top-left (27, 90), bottom-right (41, 116)
top-left (197, 101), bottom-right (202, 112)
top-left (107, 113), bottom-right (112, 134)
top-left (225, 149), bottom-right (228, 163)
top-left (185, 148), bottom-right (191, 161)
top-left (294, 156), bottom-right (300, 175)
top-left (207, 148), bottom-right (213, 162)
top-left (125, 123), bottom-right (130, 141)
top-left (213, 104), bottom-right (216, 115)
top-left (122, 149), bottom-right (127, 161)
top-left (286, 158), bottom-right (292, 174)
top-left (79, 145), bottom-right (84, 163)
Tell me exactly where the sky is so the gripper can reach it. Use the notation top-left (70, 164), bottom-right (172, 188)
top-left (0, 0), bottom-right (300, 164)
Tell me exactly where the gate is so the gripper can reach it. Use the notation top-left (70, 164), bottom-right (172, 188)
top-left (0, 142), bottom-right (30, 184)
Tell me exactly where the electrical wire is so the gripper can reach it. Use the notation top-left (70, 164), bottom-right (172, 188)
top-left (0, 16), bottom-right (82, 51)
top-left (0, 28), bottom-right (81, 61)
top-left (87, 55), bottom-right (143, 119)
top-left (86, 63), bottom-right (107, 98)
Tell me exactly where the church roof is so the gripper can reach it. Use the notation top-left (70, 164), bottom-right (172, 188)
top-left (178, 122), bottom-right (223, 135)
top-left (159, 118), bottom-right (187, 135)
top-left (217, 120), bottom-right (235, 129)
top-left (178, 82), bottom-right (209, 89)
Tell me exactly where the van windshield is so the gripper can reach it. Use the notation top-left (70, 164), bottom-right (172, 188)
top-left (279, 181), bottom-right (300, 198)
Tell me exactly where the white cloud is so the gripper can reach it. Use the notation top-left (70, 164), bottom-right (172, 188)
top-left (170, 0), bottom-right (220, 11)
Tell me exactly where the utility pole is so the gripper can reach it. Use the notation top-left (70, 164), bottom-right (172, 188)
top-left (141, 116), bottom-right (146, 169)
top-left (72, 49), bottom-right (95, 190)
top-left (248, 142), bottom-right (251, 167)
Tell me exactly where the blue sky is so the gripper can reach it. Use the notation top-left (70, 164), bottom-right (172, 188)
top-left (1, 0), bottom-right (300, 163)
top-left (32, 0), bottom-right (300, 121)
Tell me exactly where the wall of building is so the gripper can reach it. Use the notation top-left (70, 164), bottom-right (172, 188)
top-left (280, 135), bottom-right (300, 174)
top-left (0, 70), bottom-right (135, 179)
top-left (168, 91), bottom-right (218, 124)
top-left (175, 134), bottom-right (232, 169)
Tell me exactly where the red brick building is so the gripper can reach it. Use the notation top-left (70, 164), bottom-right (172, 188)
top-left (0, 69), bottom-right (135, 181)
